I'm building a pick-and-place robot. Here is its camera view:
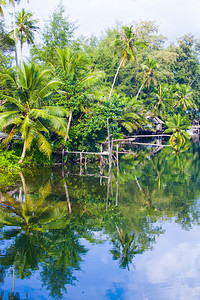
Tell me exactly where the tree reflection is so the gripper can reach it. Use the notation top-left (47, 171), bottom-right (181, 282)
top-left (110, 226), bottom-right (145, 270)
top-left (0, 291), bottom-right (21, 300)
top-left (0, 172), bottom-right (87, 299)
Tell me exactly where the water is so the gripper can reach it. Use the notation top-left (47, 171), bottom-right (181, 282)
top-left (1, 142), bottom-right (200, 299)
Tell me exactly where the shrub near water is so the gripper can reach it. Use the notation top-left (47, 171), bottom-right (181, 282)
top-left (0, 150), bottom-right (20, 187)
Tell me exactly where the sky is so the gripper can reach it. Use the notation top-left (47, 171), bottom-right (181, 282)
top-left (4, 0), bottom-right (200, 44)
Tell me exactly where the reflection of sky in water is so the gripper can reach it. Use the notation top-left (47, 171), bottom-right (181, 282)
top-left (66, 222), bottom-right (200, 300)
top-left (1, 221), bottom-right (200, 299)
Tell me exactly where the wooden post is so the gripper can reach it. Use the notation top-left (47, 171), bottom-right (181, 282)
top-left (106, 171), bottom-right (110, 212)
top-left (62, 148), bottom-right (64, 166)
top-left (116, 144), bottom-right (119, 206)
top-left (85, 155), bottom-right (87, 172)
top-left (80, 152), bottom-right (83, 175)
top-left (100, 145), bottom-right (103, 186)
top-left (107, 118), bottom-right (110, 155)
top-left (108, 137), bottom-right (113, 171)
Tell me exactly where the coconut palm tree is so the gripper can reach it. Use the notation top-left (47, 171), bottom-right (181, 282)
top-left (8, 0), bottom-right (22, 65)
top-left (165, 113), bottom-right (190, 149)
top-left (111, 225), bottom-right (145, 270)
top-left (14, 8), bottom-right (39, 65)
top-left (108, 25), bottom-right (146, 101)
top-left (173, 84), bottom-right (196, 111)
top-left (0, 63), bottom-right (69, 163)
top-left (151, 84), bottom-right (169, 119)
top-left (136, 58), bottom-right (158, 100)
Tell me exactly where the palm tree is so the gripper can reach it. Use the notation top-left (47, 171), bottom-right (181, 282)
top-left (0, 63), bottom-right (69, 163)
top-left (151, 84), bottom-right (169, 119)
top-left (173, 84), bottom-right (196, 111)
top-left (136, 58), bottom-right (158, 100)
top-left (111, 225), bottom-right (145, 270)
top-left (108, 25), bottom-right (146, 101)
top-left (15, 8), bottom-right (39, 65)
top-left (54, 47), bottom-right (104, 141)
top-left (9, 0), bottom-right (22, 65)
top-left (165, 113), bottom-right (190, 149)
top-left (0, 178), bottom-right (69, 231)
top-left (118, 98), bottom-right (147, 133)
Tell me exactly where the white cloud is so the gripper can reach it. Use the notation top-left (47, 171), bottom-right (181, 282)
top-left (126, 223), bottom-right (200, 299)
top-left (146, 243), bottom-right (200, 284)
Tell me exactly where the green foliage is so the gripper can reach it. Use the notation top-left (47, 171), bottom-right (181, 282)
top-left (119, 98), bottom-right (148, 133)
top-left (43, 2), bottom-right (76, 49)
top-left (165, 113), bottom-right (190, 149)
top-left (0, 149), bottom-right (19, 171)
top-left (31, 2), bottom-right (77, 64)
top-left (0, 150), bottom-right (20, 187)
top-left (0, 63), bottom-right (68, 163)
top-left (68, 96), bottom-right (124, 151)
top-left (169, 34), bottom-right (200, 104)
top-left (2, 18), bottom-right (200, 160)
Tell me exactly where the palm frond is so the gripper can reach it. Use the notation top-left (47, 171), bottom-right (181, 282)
top-left (37, 79), bottom-right (61, 99)
top-left (3, 96), bottom-right (25, 111)
top-left (36, 132), bottom-right (52, 159)
top-left (82, 71), bottom-right (105, 87)
top-left (40, 106), bottom-right (70, 117)
top-left (0, 111), bottom-right (22, 129)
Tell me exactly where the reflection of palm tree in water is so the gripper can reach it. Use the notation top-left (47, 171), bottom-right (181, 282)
top-left (0, 172), bottom-right (87, 298)
top-left (110, 225), bottom-right (145, 270)
top-left (0, 172), bottom-right (69, 233)
top-left (141, 186), bottom-right (156, 208)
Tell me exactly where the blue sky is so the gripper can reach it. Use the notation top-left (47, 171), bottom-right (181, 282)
top-left (4, 0), bottom-right (200, 43)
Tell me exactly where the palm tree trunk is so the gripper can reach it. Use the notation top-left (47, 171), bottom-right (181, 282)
top-left (18, 139), bottom-right (26, 163)
top-left (19, 171), bottom-right (28, 200)
top-left (63, 181), bottom-right (71, 213)
top-left (108, 58), bottom-right (124, 101)
top-left (136, 83), bottom-right (144, 100)
top-left (12, 0), bottom-right (18, 66)
top-left (20, 39), bottom-right (23, 67)
top-left (64, 110), bottom-right (72, 142)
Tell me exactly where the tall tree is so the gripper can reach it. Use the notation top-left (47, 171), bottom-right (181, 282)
top-left (136, 58), bottom-right (158, 100)
top-left (15, 8), bottom-right (39, 65)
top-left (108, 25), bottom-right (146, 101)
top-left (30, 2), bottom-right (77, 65)
top-left (151, 84), bottom-right (169, 119)
top-left (9, 0), bottom-right (21, 65)
top-left (173, 83), bottom-right (196, 111)
top-left (43, 1), bottom-right (76, 48)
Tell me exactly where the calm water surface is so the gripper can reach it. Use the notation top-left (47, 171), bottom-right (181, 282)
top-left (1, 142), bottom-right (200, 299)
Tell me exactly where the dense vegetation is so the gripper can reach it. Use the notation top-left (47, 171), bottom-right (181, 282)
top-left (0, 1), bottom-right (200, 164)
